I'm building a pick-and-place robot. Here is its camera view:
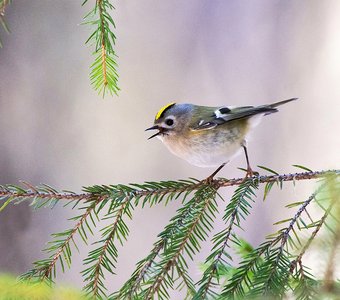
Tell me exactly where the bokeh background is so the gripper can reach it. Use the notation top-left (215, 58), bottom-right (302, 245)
top-left (0, 0), bottom-right (339, 295)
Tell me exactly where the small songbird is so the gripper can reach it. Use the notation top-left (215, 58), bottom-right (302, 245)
top-left (146, 98), bottom-right (297, 179)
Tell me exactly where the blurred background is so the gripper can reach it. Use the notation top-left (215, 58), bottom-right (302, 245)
top-left (0, 0), bottom-right (339, 295)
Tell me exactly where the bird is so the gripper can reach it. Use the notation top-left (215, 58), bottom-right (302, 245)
top-left (146, 98), bottom-right (297, 181)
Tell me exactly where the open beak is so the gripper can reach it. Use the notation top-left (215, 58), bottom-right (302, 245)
top-left (145, 125), bottom-right (162, 140)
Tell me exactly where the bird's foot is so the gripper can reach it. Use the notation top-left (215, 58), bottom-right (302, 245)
top-left (241, 166), bottom-right (259, 182)
top-left (201, 175), bottom-right (215, 185)
top-left (201, 163), bottom-right (226, 186)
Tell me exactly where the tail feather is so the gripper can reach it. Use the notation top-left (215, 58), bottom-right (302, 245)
top-left (209, 97), bottom-right (298, 125)
top-left (268, 97), bottom-right (298, 108)
top-left (254, 97), bottom-right (298, 117)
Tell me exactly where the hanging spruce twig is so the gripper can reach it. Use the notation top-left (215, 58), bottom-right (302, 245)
top-left (82, 0), bottom-right (119, 96)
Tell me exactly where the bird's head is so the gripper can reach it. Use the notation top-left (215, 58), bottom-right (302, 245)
top-left (146, 103), bottom-right (192, 139)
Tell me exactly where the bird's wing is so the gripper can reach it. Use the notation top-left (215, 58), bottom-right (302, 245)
top-left (190, 105), bottom-right (277, 131)
top-left (189, 98), bottom-right (297, 131)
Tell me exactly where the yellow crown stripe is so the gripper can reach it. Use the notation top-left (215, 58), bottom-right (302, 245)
top-left (155, 102), bottom-right (176, 120)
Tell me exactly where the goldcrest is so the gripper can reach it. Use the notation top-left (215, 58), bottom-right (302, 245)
top-left (146, 98), bottom-right (297, 177)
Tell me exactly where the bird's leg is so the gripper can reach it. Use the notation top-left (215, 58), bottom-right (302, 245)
top-left (209, 163), bottom-right (227, 180)
top-left (202, 163), bottom-right (226, 185)
top-left (242, 144), bottom-right (254, 178)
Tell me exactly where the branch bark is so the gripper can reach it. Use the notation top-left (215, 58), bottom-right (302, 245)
top-left (0, 170), bottom-right (338, 204)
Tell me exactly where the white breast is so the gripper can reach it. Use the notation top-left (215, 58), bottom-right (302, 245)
top-left (159, 129), bottom-right (245, 167)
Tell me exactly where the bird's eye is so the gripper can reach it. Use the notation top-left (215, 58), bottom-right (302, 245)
top-left (165, 118), bottom-right (174, 126)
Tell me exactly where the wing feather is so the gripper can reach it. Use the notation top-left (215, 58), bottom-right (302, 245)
top-left (190, 98), bottom-right (297, 131)
top-left (191, 106), bottom-right (276, 131)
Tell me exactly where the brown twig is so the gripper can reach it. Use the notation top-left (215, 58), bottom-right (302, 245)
top-left (91, 196), bottom-right (130, 297)
top-left (0, 190), bottom-right (91, 201)
top-left (127, 241), bottom-right (165, 299)
top-left (145, 188), bottom-right (216, 299)
top-left (0, 170), bottom-right (337, 204)
top-left (97, 0), bottom-right (108, 87)
top-left (42, 197), bottom-right (103, 280)
top-left (199, 180), bottom-right (256, 298)
top-left (323, 176), bottom-right (340, 292)
top-left (262, 191), bottom-right (319, 291)
top-left (289, 205), bottom-right (331, 274)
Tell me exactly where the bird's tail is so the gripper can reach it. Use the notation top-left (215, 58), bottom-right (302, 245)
top-left (268, 98), bottom-right (298, 108)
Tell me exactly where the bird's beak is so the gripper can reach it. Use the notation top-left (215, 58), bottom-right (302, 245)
top-left (145, 125), bottom-right (162, 140)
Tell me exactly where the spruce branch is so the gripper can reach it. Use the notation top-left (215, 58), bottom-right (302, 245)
top-left (82, 194), bottom-right (133, 298)
top-left (247, 188), bottom-right (327, 298)
top-left (291, 260), bottom-right (318, 300)
top-left (290, 201), bottom-right (332, 274)
top-left (122, 241), bottom-right (165, 299)
top-left (1, 168), bottom-right (338, 298)
top-left (195, 179), bottom-right (258, 299)
top-left (219, 236), bottom-right (282, 299)
top-left (143, 185), bottom-right (218, 300)
top-left (219, 182), bottom-right (329, 299)
top-left (82, 0), bottom-right (119, 96)
top-left (1, 171), bottom-right (337, 207)
top-left (113, 185), bottom-right (218, 300)
top-left (260, 192), bottom-right (318, 296)
top-left (289, 180), bottom-right (339, 300)
top-left (20, 197), bottom-right (103, 282)
top-left (174, 264), bottom-right (196, 298)
top-left (0, 183), bottom-right (91, 211)
top-left (322, 175), bottom-right (340, 292)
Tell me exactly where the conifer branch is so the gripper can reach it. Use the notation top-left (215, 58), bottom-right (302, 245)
top-left (247, 189), bottom-right (326, 298)
top-left (0, 190), bottom-right (90, 201)
top-left (83, 195), bottom-right (132, 298)
top-left (143, 186), bottom-right (218, 299)
top-left (219, 181), bottom-right (332, 299)
top-left (112, 184), bottom-right (218, 299)
top-left (83, 0), bottom-right (119, 96)
top-left (1, 168), bottom-right (338, 299)
top-left (127, 242), bottom-right (165, 298)
top-left (289, 175), bottom-right (340, 299)
top-left (195, 180), bottom-right (258, 299)
top-left (323, 175), bottom-right (340, 292)
top-left (0, 183), bottom-right (91, 205)
top-left (292, 260), bottom-right (318, 300)
top-left (174, 264), bottom-right (196, 297)
top-left (98, 0), bottom-right (108, 87)
top-left (219, 235), bottom-right (283, 299)
top-left (260, 191), bottom-right (318, 296)
top-left (290, 203), bottom-right (331, 274)
top-left (20, 197), bottom-right (103, 282)
top-left (43, 202), bottom-right (96, 280)
top-left (1, 170), bottom-right (337, 207)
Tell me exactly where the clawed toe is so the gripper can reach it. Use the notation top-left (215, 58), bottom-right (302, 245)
top-left (201, 163), bottom-right (226, 185)
top-left (201, 175), bottom-right (215, 185)
top-left (241, 167), bottom-right (259, 182)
